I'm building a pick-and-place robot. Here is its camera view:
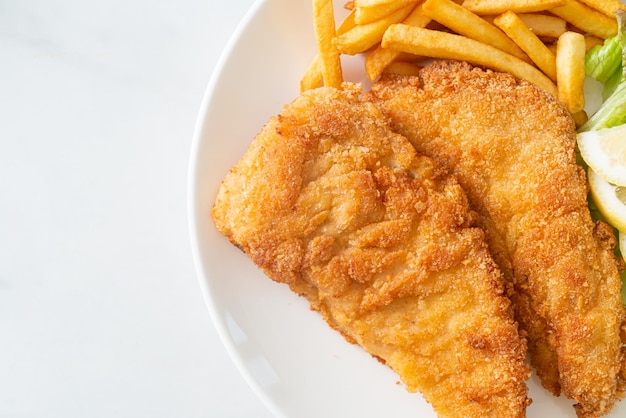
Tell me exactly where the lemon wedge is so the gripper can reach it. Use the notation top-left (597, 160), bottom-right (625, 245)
top-left (577, 125), bottom-right (626, 187)
top-left (588, 168), bottom-right (626, 232)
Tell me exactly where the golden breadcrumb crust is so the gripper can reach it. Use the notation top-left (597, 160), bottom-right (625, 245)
top-left (213, 84), bottom-right (531, 418)
top-left (365, 60), bottom-right (626, 418)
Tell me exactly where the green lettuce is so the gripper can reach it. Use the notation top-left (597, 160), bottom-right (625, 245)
top-left (579, 9), bottom-right (626, 131)
top-left (585, 35), bottom-right (622, 84)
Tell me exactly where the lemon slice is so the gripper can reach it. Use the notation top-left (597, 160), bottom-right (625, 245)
top-left (577, 125), bottom-right (626, 187)
top-left (620, 231), bottom-right (626, 262)
top-left (588, 168), bottom-right (626, 232)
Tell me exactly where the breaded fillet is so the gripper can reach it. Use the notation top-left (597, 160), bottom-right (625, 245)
top-left (365, 60), bottom-right (626, 417)
top-left (212, 85), bottom-right (531, 417)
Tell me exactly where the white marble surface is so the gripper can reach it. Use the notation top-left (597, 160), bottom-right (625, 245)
top-left (0, 1), bottom-right (273, 417)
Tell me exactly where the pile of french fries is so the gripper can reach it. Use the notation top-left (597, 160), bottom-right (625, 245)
top-left (302, 0), bottom-right (626, 125)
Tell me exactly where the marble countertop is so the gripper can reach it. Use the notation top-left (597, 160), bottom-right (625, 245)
top-left (0, 1), bottom-right (273, 416)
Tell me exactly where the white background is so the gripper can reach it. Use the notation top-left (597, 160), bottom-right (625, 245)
top-left (0, 1), bottom-right (273, 417)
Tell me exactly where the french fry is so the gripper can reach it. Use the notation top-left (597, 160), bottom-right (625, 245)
top-left (336, 3), bottom-right (417, 54)
top-left (571, 109), bottom-right (589, 127)
top-left (382, 61), bottom-right (423, 75)
top-left (482, 13), bottom-right (567, 37)
top-left (355, 0), bottom-right (404, 6)
top-left (301, 10), bottom-right (357, 91)
top-left (550, 0), bottom-right (617, 39)
top-left (381, 24), bottom-right (558, 95)
top-left (556, 31), bottom-right (586, 113)
top-left (422, 0), bottom-right (530, 62)
top-left (312, 0), bottom-right (343, 88)
top-left (494, 11), bottom-right (557, 81)
top-left (354, 0), bottom-right (418, 24)
top-left (337, 9), bottom-right (359, 34)
top-left (365, 4), bottom-right (432, 80)
top-left (301, 54), bottom-right (324, 92)
top-left (577, 0), bottom-right (626, 17)
top-left (462, 0), bottom-right (566, 15)
top-left (517, 13), bottom-right (567, 37)
top-left (584, 35), bottom-right (604, 51)
top-left (306, 0), bottom-right (601, 108)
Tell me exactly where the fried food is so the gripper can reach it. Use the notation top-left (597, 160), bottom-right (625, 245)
top-left (212, 85), bottom-right (531, 417)
top-left (364, 60), bottom-right (626, 417)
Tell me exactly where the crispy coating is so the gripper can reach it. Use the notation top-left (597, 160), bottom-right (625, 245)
top-left (212, 85), bottom-right (531, 417)
top-left (365, 60), bottom-right (626, 417)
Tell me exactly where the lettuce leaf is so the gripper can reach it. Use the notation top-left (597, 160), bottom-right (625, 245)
top-left (579, 9), bottom-right (626, 132)
top-left (585, 35), bottom-right (622, 84)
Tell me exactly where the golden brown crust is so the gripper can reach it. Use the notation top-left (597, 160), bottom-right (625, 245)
top-left (212, 84), bottom-right (531, 417)
top-left (365, 60), bottom-right (626, 417)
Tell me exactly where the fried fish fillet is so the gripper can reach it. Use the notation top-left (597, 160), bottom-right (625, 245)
top-left (212, 85), bottom-right (530, 417)
top-left (365, 60), bottom-right (626, 417)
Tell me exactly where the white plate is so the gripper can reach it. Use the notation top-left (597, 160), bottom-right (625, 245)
top-left (188, 0), bottom-right (624, 416)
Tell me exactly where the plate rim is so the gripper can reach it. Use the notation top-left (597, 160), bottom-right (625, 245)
top-left (186, 0), bottom-right (285, 416)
